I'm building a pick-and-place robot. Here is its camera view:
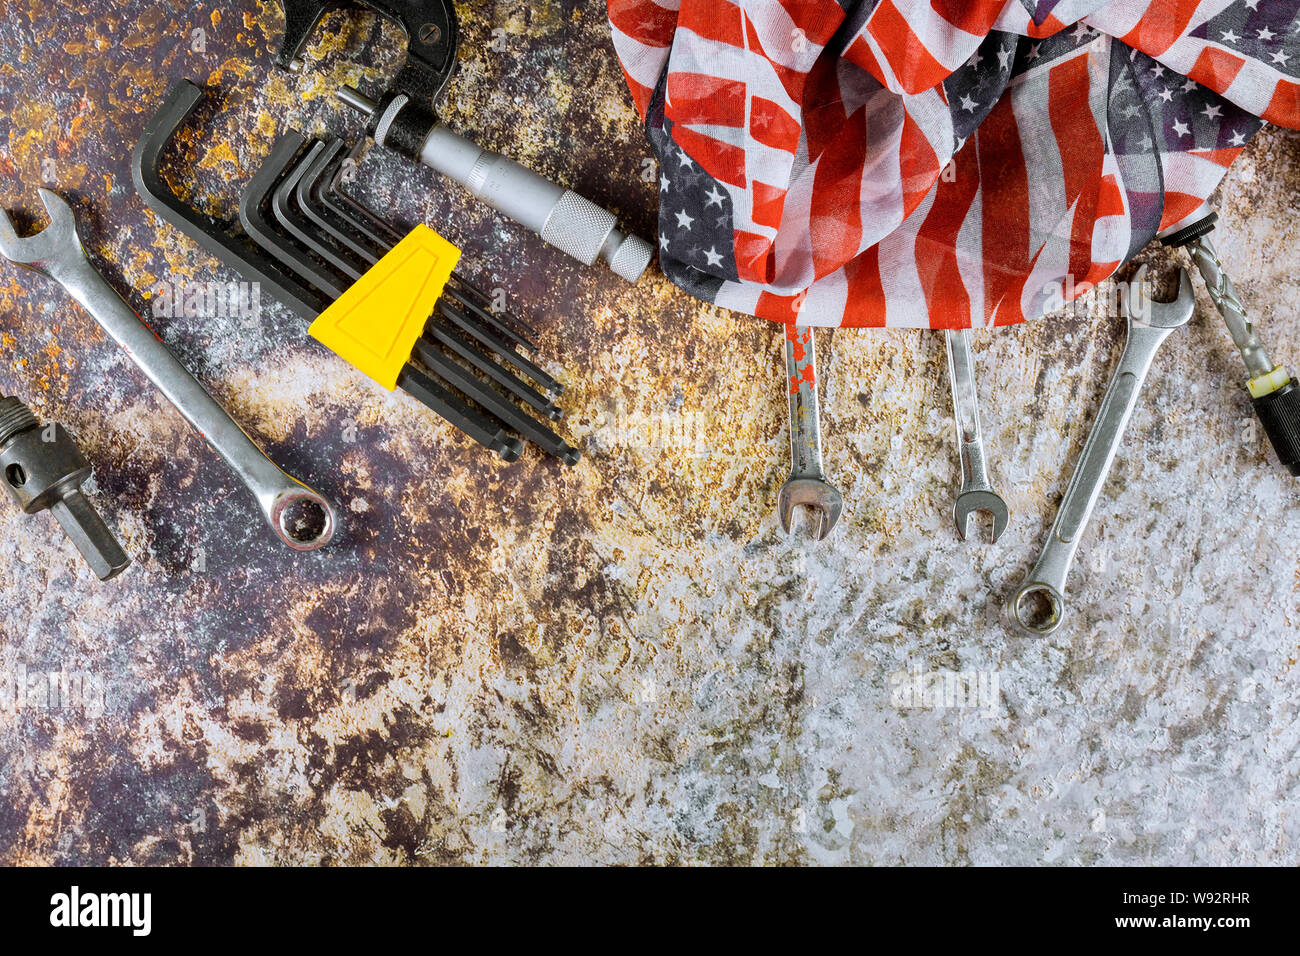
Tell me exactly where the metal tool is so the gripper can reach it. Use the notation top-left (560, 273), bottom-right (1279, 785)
top-left (1160, 204), bottom-right (1300, 476)
top-left (134, 81), bottom-right (576, 464)
top-left (0, 189), bottom-right (336, 551)
top-left (1011, 266), bottom-right (1195, 635)
top-left (269, 0), bottom-right (653, 282)
top-left (239, 130), bottom-right (577, 463)
top-left (134, 82), bottom-right (329, 317)
top-left (945, 329), bottom-right (1009, 542)
top-left (0, 395), bottom-right (130, 580)
top-left (296, 144), bottom-right (560, 420)
top-left (777, 325), bottom-right (842, 540)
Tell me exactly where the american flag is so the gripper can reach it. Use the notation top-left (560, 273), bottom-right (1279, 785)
top-left (608, 0), bottom-right (1299, 328)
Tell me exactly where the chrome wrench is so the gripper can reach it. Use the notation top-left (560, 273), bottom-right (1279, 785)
top-left (1011, 266), bottom-right (1195, 634)
top-left (777, 325), bottom-right (842, 540)
top-left (0, 189), bottom-right (336, 551)
top-left (946, 329), bottom-right (1009, 542)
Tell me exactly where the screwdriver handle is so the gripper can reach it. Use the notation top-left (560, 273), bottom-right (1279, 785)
top-left (1160, 209), bottom-right (1300, 477)
top-left (1253, 377), bottom-right (1300, 476)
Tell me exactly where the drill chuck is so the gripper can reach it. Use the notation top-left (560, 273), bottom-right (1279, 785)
top-left (0, 396), bottom-right (129, 580)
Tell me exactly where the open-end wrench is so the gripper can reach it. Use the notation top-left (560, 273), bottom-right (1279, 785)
top-left (0, 189), bottom-right (336, 551)
top-left (1011, 265), bottom-right (1195, 635)
top-left (777, 325), bottom-right (842, 540)
top-left (946, 329), bottom-right (1009, 542)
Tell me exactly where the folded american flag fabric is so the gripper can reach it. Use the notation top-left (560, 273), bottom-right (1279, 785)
top-left (607, 0), bottom-right (1300, 327)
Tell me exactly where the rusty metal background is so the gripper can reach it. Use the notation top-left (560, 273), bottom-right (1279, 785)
top-left (1, 1), bottom-right (1298, 865)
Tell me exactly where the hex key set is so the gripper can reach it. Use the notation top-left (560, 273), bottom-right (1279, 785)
top-left (134, 80), bottom-right (578, 466)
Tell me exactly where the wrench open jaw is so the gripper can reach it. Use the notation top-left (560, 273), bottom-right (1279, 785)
top-left (1011, 265), bottom-right (1196, 635)
top-left (777, 325), bottom-right (843, 541)
top-left (946, 328), bottom-right (1009, 543)
top-left (777, 478), bottom-right (843, 540)
top-left (954, 489), bottom-right (1009, 543)
top-left (0, 187), bottom-right (82, 277)
top-left (0, 188), bottom-right (337, 552)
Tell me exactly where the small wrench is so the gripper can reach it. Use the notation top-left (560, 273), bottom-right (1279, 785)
top-left (777, 325), bottom-right (842, 540)
top-left (946, 329), bottom-right (1009, 542)
top-left (0, 189), bottom-right (336, 551)
top-left (1012, 265), bottom-right (1195, 635)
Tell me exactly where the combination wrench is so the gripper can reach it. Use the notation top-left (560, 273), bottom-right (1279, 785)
top-left (0, 189), bottom-right (336, 551)
top-left (945, 329), bottom-right (1009, 542)
top-left (777, 325), bottom-right (842, 540)
top-left (1011, 265), bottom-right (1195, 635)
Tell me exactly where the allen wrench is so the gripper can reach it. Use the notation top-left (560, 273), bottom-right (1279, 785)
top-left (244, 131), bottom-right (575, 462)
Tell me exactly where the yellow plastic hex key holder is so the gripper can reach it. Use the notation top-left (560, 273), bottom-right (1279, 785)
top-left (308, 225), bottom-right (460, 391)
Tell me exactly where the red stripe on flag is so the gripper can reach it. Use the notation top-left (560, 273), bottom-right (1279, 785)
top-left (802, 54), bottom-right (852, 160)
top-left (750, 97), bottom-right (802, 153)
top-left (975, 95), bottom-right (1030, 325)
top-left (1048, 54), bottom-right (1105, 293)
top-left (734, 230), bottom-right (775, 283)
top-left (843, 33), bottom-right (890, 89)
top-left (1120, 0), bottom-right (1200, 57)
top-left (666, 73), bottom-right (746, 128)
top-left (929, 0), bottom-right (1004, 35)
top-left (899, 111), bottom-right (940, 220)
top-left (776, 0), bottom-right (846, 46)
top-left (1191, 146), bottom-right (1245, 168)
top-left (1096, 174), bottom-right (1125, 220)
top-left (751, 181), bottom-right (787, 230)
top-left (1024, 15), bottom-right (1065, 39)
top-left (915, 147), bottom-right (981, 328)
top-left (992, 272), bottom-right (1029, 326)
top-left (743, 13), bottom-right (817, 111)
top-left (841, 247), bottom-right (888, 328)
top-left (756, 290), bottom-right (802, 324)
top-left (868, 0), bottom-right (954, 94)
top-left (1080, 259), bottom-right (1121, 289)
top-left (1186, 46), bottom-right (1245, 93)
top-left (607, 0), bottom-right (678, 47)
top-left (1160, 191), bottom-right (1209, 231)
top-left (809, 107), bottom-right (867, 277)
top-left (679, 0), bottom-right (745, 46)
top-left (672, 125), bottom-right (747, 187)
top-left (620, 71), bottom-right (654, 117)
top-left (1264, 78), bottom-right (1300, 128)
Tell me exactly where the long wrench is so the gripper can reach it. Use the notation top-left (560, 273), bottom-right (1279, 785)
top-left (1011, 266), bottom-right (1195, 634)
top-left (946, 329), bottom-right (1009, 541)
top-left (0, 189), bottom-right (336, 551)
top-left (777, 325), bottom-right (842, 539)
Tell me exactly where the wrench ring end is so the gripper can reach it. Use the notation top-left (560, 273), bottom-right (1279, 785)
top-left (269, 488), bottom-right (337, 552)
top-left (1011, 581), bottom-right (1064, 636)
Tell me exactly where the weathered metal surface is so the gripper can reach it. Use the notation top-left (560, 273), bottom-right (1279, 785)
top-left (0, 1), bottom-right (1297, 865)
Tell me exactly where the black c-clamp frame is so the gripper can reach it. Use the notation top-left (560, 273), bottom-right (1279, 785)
top-left (275, 0), bottom-right (459, 104)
